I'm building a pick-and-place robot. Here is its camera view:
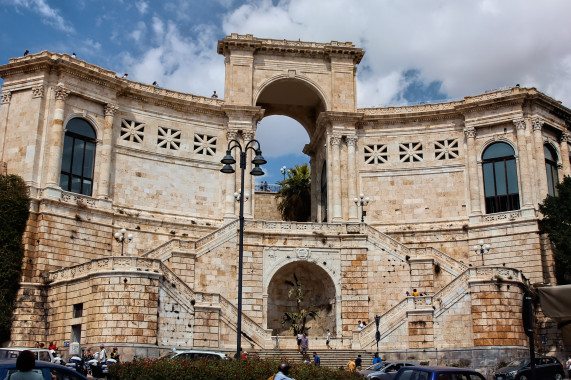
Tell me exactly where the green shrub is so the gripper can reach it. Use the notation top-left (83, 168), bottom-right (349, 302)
top-left (108, 357), bottom-right (366, 380)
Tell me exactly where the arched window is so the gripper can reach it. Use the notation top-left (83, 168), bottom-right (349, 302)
top-left (544, 144), bottom-right (559, 196)
top-left (59, 118), bottom-right (96, 196)
top-left (482, 142), bottom-right (520, 214)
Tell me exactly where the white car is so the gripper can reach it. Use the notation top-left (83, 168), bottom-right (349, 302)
top-left (0, 347), bottom-right (55, 363)
top-left (162, 349), bottom-right (229, 360)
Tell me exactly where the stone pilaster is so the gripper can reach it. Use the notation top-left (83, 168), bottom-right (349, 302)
top-left (560, 132), bottom-right (571, 178)
top-left (0, 91), bottom-right (12, 163)
top-left (97, 103), bottom-right (118, 200)
top-left (464, 127), bottom-right (482, 215)
top-left (224, 129), bottom-right (239, 220)
top-left (346, 135), bottom-right (358, 221)
top-left (46, 83), bottom-right (70, 187)
top-left (243, 130), bottom-right (255, 219)
top-left (330, 134), bottom-right (342, 222)
top-left (532, 118), bottom-right (548, 199)
top-left (513, 118), bottom-right (533, 207)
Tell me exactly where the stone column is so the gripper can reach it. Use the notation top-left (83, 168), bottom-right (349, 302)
top-left (346, 135), bottom-right (359, 221)
top-left (560, 132), bottom-right (571, 178)
top-left (97, 103), bottom-right (118, 200)
top-left (224, 130), bottom-right (238, 220)
top-left (464, 127), bottom-right (482, 215)
top-left (243, 130), bottom-right (254, 219)
top-left (46, 83), bottom-right (70, 187)
top-left (513, 118), bottom-right (533, 207)
top-left (0, 91), bottom-right (12, 163)
top-left (330, 134), bottom-right (342, 221)
top-left (532, 118), bottom-right (548, 199)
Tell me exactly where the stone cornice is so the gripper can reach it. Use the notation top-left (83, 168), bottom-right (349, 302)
top-left (0, 51), bottom-right (225, 116)
top-left (217, 33), bottom-right (364, 64)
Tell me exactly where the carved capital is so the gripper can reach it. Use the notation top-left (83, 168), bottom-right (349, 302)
top-left (561, 131), bottom-right (569, 143)
top-left (532, 118), bottom-right (544, 131)
top-left (330, 134), bottom-right (342, 146)
top-left (243, 130), bottom-right (255, 141)
top-left (345, 135), bottom-right (358, 146)
top-left (513, 118), bottom-right (526, 130)
top-left (464, 127), bottom-right (476, 139)
top-left (104, 103), bottom-right (118, 117)
top-left (227, 129), bottom-right (239, 141)
top-left (54, 83), bottom-right (70, 102)
top-left (0, 91), bottom-right (11, 104)
top-left (32, 86), bottom-right (44, 98)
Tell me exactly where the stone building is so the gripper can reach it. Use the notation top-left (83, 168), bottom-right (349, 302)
top-left (0, 34), bottom-right (569, 365)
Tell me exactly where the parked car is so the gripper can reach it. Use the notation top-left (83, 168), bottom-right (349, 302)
top-left (162, 349), bottom-right (229, 360)
top-left (0, 348), bottom-right (54, 363)
top-left (393, 366), bottom-right (486, 380)
top-left (362, 361), bottom-right (420, 379)
top-left (494, 356), bottom-right (565, 380)
top-left (0, 358), bottom-right (88, 380)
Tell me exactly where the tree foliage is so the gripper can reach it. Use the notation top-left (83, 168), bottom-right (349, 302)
top-left (276, 164), bottom-right (311, 222)
top-left (281, 274), bottom-right (319, 336)
top-left (538, 176), bottom-right (571, 284)
top-left (0, 174), bottom-right (30, 342)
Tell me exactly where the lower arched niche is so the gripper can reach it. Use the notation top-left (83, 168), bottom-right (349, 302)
top-left (267, 261), bottom-right (336, 338)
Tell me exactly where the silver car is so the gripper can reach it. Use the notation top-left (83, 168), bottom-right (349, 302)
top-left (365, 361), bottom-right (421, 380)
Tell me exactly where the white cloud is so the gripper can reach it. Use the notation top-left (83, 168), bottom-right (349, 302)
top-left (135, 0), bottom-right (149, 14)
top-left (12, 0), bottom-right (74, 33)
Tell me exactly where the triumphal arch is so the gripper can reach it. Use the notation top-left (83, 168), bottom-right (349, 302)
top-left (0, 34), bottom-right (570, 369)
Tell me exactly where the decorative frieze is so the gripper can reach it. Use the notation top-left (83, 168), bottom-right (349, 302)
top-left (104, 103), bottom-right (118, 116)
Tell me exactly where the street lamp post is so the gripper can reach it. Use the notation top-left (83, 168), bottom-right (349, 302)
top-left (280, 166), bottom-right (287, 181)
top-left (473, 240), bottom-right (491, 266)
top-left (114, 228), bottom-right (133, 256)
top-left (353, 193), bottom-right (370, 223)
top-left (220, 138), bottom-right (266, 361)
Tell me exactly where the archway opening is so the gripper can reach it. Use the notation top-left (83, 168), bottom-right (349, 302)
top-left (267, 261), bottom-right (336, 337)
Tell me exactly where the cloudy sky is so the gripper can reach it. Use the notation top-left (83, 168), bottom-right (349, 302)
top-left (1, 0), bottom-right (570, 185)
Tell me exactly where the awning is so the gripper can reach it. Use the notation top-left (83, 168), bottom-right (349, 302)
top-left (537, 285), bottom-right (571, 345)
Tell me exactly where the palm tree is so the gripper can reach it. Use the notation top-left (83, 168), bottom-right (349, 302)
top-left (276, 163), bottom-right (311, 222)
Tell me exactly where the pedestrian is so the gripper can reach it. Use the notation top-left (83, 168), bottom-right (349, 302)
top-left (566, 355), bottom-right (571, 379)
top-left (296, 331), bottom-right (303, 353)
top-left (300, 334), bottom-right (309, 357)
top-left (358, 320), bottom-right (364, 330)
top-left (34, 342), bottom-right (40, 348)
top-left (110, 347), bottom-right (120, 363)
top-left (99, 345), bottom-right (107, 363)
top-left (273, 362), bottom-right (296, 380)
top-left (373, 352), bottom-right (382, 365)
top-left (347, 358), bottom-right (356, 372)
top-left (406, 291), bottom-right (410, 297)
top-left (11, 350), bottom-right (43, 380)
top-left (326, 329), bottom-right (332, 349)
top-left (48, 341), bottom-right (57, 351)
top-left (313, 352), bottom-right (320, 366)
top-left (355, 354), bottom-right (362, 369)
top-left (412, 289), bottom-right (420, 296)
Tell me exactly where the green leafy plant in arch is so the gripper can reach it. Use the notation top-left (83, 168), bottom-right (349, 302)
top-left (0, 174), bottom-right (30, 342)
top-left (281, 274), bottom-right (319, 336)
top-left (276, 164), bottom-right (311, 222)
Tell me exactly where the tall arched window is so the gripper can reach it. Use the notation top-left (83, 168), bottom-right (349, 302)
top-left (482, 142), bottom-right (520, 214)
top-left (59, 118), bottom-right (96, 196)
top-left (544, 144), bottom-right (559, 196)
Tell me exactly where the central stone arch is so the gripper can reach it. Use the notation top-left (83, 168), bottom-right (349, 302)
top-left (218, 34), bottom-right (366, 222)
top-left (266, 261), bottom-right (337, 337)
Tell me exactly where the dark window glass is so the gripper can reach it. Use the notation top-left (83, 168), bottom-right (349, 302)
top-left (482, 142), bottom-right (520, 214)
top-left (60, 118), bottom-right (96, 196)
top-left (544, 145), bottom-right (559, 196)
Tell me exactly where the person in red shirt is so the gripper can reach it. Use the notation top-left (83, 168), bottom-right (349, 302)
top-left (48, 341), bottom-right (57, 351)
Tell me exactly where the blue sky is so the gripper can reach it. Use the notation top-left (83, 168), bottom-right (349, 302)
top-left (1, 0), bottom-right (571, 185)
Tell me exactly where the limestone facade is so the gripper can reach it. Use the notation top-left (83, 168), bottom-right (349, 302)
top-left (0, 35), bottom-right (570, 367)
